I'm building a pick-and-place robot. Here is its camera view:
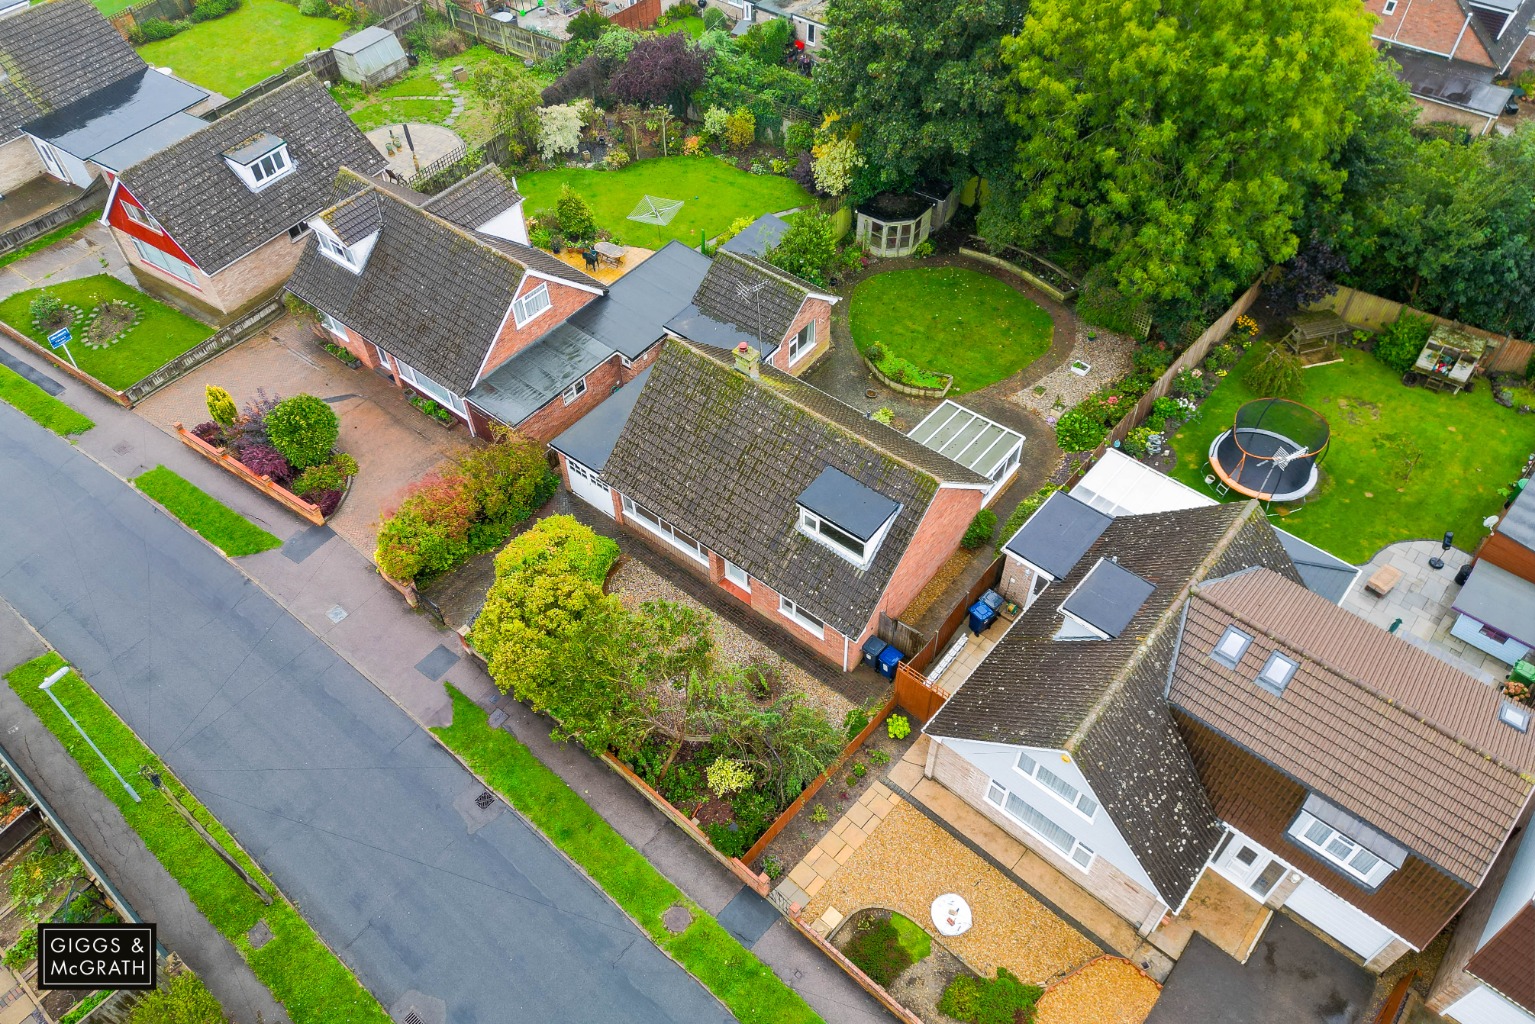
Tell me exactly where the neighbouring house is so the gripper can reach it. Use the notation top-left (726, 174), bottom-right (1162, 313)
top-left (1451, 478), bottom-right (1535, 665)
top-left (704, 0), bottom-right (826, 52)
top-left (1363, 0), bottom-right (1534, 131)
top-left (103, 74), bottom-right (383, 322)
top-left (923, 492), bottom-right (1535, 973)
top-left (550, 338), bottom-right (990, 670)
top-left (0, 0), bottom-right (211, 222)
top-left (331, 26), bottom-right (410, 88)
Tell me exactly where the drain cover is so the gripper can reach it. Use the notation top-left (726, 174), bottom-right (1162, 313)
top-left (326, 605), bottom-right (348, 623)
top-left (475, 790), bottom-right (495, 810)
top-left (405, 1013), bottom-right (425, 1024)
top-left (112, 442), bottom-right (132, 456)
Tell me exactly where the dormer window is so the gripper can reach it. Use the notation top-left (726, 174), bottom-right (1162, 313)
top-left (316, 231), bottom-right (355, 270)
top-left (1286, 796), bottom-right (1405, 890)
top-left (224, 133), bottom-right (294, 193)
top-left (795, 467), bottom-right (900, 569)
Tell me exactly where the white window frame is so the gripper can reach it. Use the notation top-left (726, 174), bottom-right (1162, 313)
top-left (1212, 626), bottom-right (1253, 668)
top-left (316, 232), bottom-right (355, 271)
top-left (131, 238), bottom-right (197, 286)
top-left (1381, 0), bottom-right (1397, 13)
top-left (560, 375), bottom-right (588, 406)
top-left (777, 595), bottom-right (825, 639)
top-left (803, 19), bottom-right (817, 43)
top-left (1288, 811), bottom-right (1394, 888)
top-left (513, 282), bottom-right (552, 328)
top-left (1498, 700), bottom-right (1531, 732)
top-left (319, 311), bottom-right (348, 337)
top-left (248, 145), bottom-right (291, 189)
top-left (1013, 750), bottom-right (1097, 821)
top-left (723, 559), bottom-right (751, 592)
top-left (621, 495), bottom-right (708, 565)
top-left (984, 779), bottom-right (1094, 871)
top-left (123, 202), bottom-right (161, 232)
top-left (788, 320), bottom-right (815, 364)
top-left (796, 505), bottom-right (896, 569)
top-left (392, 356), bottom-right (467, 416)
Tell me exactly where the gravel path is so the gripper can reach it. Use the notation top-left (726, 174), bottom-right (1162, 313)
top-left (807, 801), bottom-right (1102, 985)
top-left (1012, 323), bottom-right (1136, 422)
top-left (609, 557), bottom-right (857, 725)
top-left (1037, 956), bottom-right (1160, 1024)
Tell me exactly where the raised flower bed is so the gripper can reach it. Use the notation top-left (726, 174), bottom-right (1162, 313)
top-left (863, 345), bottom-right (953, 398)
top-left (961, 239), bottom-right (1082, 303)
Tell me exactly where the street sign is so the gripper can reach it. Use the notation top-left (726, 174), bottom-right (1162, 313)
top-left (47, 327), bottom-right (71, 349)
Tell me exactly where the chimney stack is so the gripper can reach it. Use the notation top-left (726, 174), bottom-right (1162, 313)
top-left (734, 342), bottom-right (761, 379)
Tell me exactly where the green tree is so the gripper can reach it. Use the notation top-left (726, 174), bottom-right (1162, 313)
top-left (987, 0), bottom-right (1379, 314)
top-left (127, 970), bottom-right (228, 1024)
top-left (1242, 343), bottom-right (1305, 397)
top-left (204, 385), bottom-right (237, 427)
top-left (763, 211), bottom-right (838, 286)
top-left (468, 62), bottom-right (542, 161)
top-left (566, 7), bottom-right (608, 41)
top-left (555, 184), bottom-right (596, 241)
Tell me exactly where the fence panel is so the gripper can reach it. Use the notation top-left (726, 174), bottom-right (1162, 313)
top-left (893, 663), bottom-right (948, 724)
top-left (1487, 338), bottom-right (1534, 374)
top-left (607, 0), bottom-right (659, 29)
top-left (443, 4), bottom-right (563, 60)
top-left (877, 611), bottom-right (926, 659)
top-left (1307, 285), bottom-right (1528, 374)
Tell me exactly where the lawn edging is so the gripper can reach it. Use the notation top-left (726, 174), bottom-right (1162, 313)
top-left (430, 685), bottom-right (826, 1024)
top-left (4, 653), bottom-right (393, 1024)
top-left (0, 363), bottom-right (94, 435)
top-left (860, 349), bottom-right (954, 398)
top-left (132, 465), bottom-right (282, 557)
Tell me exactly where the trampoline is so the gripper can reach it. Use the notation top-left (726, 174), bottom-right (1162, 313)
top-left (1208, 398), bottom-right (1330, 502)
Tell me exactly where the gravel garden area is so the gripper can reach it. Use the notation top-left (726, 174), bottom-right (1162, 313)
top-left (1012, 320), bottom-right (1136, 423)
top-left (1037, 957), bottom-right (1161, 1024)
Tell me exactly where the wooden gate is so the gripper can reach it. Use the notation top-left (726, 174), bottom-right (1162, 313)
top-left (894, 662), bottom-right (950, 724)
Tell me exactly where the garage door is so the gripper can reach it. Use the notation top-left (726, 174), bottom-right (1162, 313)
top-left (1284, 879), bottom-right (1394, 961)
top-left (566, 458), bottom-right (613, 516)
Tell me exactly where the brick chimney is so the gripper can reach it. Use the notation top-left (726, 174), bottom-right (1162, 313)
top-left (734, 341), bottom-right (761, 379)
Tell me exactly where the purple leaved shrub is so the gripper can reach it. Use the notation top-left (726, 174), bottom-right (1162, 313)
top-left (237, 442), bottom-right (293, 484)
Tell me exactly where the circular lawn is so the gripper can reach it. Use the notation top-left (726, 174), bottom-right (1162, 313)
top-left (849, 266), bottom-right (1055, 394)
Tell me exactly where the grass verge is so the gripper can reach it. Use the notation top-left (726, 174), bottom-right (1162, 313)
top-left (5, 654), bottom-right (391, 1024)
top-left (136, 0), bottom-right (347, 96)
top-left (132, 466), bottom-right (280, 557)
top-left (0, 212), bottom-right (98, 271)
top-left (432, 685), bottom-right (823, 1024)
top-left (0, 364), bottom-right (93, 435)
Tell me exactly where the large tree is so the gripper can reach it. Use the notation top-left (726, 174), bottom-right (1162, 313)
top-left (815, 0), bottom-right (1026, 197)
top-left (986, 0), bottom-right (1379, 313)
top-left (609, 32), bottom-right (706, 114)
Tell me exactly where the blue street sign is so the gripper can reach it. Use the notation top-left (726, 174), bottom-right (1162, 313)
top-left (47, 327), bottom-right (71, 349)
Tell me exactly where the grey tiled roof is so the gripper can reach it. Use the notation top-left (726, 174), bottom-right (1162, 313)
top-left (117, 75), bottom-right (384, 274)
top-left (424, 165), bottom-right (523, 230)
top-left (0, 0), bottom-right (144, 145)
top-left (286, 170), bottom-right (525, 395)
top-left (322, 189), bottom-right (382, 245)
top-left (1463, 0), bottom-right (1535, 70)
top-left (683, 250), bottom-right (818, 350)
top-left (601, 340), bottom-right (985, 639)
top-left (474, 231), bottom-right (603, 291)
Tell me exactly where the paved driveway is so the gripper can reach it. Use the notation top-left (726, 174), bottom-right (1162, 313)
top-left (0, 403), bottom-right (735, 1024)
top-left (1146, 915), bottom-right (1373, 1024)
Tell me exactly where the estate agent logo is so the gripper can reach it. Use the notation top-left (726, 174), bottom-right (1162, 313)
top-left (36, 923), bottom-right (157, 990)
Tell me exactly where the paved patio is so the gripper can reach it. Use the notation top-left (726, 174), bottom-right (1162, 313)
top-left (0, 222), bottom-right (133, 301)
top-left (366, 122), bottom-right (465, 180)
top-left (1342, 539), bottom-right (1506, 682)
top-left (549, 244), bottom-right (655, 286)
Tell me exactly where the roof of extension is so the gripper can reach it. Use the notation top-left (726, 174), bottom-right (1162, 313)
top-left (116, 74), bottom-right (383, 275)
top-left (1170, 567), bottom-right (1535, 887)
top-left (1495, 480), bottom-right (1535, 550)
top-left (1003, 491), bottom-right (1114, 581)
top-left (466, 322), bottom-right (614, 426)
top-left (568, 241), bottom-right (710, 359)
top-left (928, 502), bottom-right (1302, 903)
top-left (1467, 902), bottom-right (1535, 1014)
top-left (1452, 560), bottom-right (1535, 649)
top-left (720, 212), bottom-right (790, 257)
top-left (665, 249), bottom-right (829, 358)
top-left (21, 66), bottom-right (206, 161)
top-left (0, 0), bottom-right (146, 145)
top-left (601, 340), bottom-right (986, 639)
top-left (422, 165), bottom-right (523, 230)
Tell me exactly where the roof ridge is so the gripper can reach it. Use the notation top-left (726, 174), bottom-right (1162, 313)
top-left (426, 164), bottom-right (498, 204)
top-left (363, 176), bottom-right (532, 273)
top-left (717, 248), bottom-right (822, 296)
top-left (1190, 571), bottom-right (1535, 781)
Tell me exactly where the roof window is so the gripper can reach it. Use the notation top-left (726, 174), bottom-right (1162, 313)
top-left (796, 467), bottom-right (900, 569)
top-left (1498, 700), bottom-right (1531, 733)
top-left (224, 133), bottom-right (293, 192)
top-left (1212, 626), bottom-right (1252, 668)
top-left (1256, 650), bottom-right (1299, 696)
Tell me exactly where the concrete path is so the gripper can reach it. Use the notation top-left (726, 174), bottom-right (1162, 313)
top-left (0, 222), bottom-right (133, 301)
top-left (0, 600), bottom-right (292, 1024)
top-left (0, 334), bottom-right (894, 1024)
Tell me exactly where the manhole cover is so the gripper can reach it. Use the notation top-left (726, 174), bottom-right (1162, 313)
top-left (246, 920), bottom-right (274, 950)
top-left (662, 904), bottom-right (693, 934)
top-left (475, 790), bottom-right (494, 810)
top-left (405, 1013), bottom-right (425, 1024)
top-left (112, 442), bottom-right (132, 456)
top-left (327, 605), bottom-right (348, 623)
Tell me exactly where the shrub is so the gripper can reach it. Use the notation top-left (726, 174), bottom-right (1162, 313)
top-left (298, 0), bottom-right (329, 15)
top-left (843, 707), bottom-right (870, 740)
top-left (724, 107), bottom-right (756, 151)
top-left (1373, 312), bottom-right (1432, 374)
top-left (604, 148), bottom-right (631, 170)
top-left (784, 120), bottom-right (814, 157)
top-left (843, 918), bottom-right (914, 988)
top-left (705, 756), bottom-right (754, 798)
top-left (205, 385), bottom-right (238, 427)
top-left (1121, 425), bottom-right (1161, 458)
top-left (1055, 409), bottom-right (1108, 452)
top-left (886, 715), bottom-right (910, 740)
top-left (555, 184), bottom-right (596, 241)
top-left (702, 5), bottom-right (726, 30)
top-left (870, 407), bottom-right (894, 425)
top-left (1243, 343), bottom-right (1305, 397)
top-left (374, 472), bottom-right (475, 582)
top-left (127, 969), bottom-right (228, 1024)
top-left (2, 931), bottom-right (37, 970)
top-left (291, 453), bottom-right (358, 496)
top-left (1132, 341), bottom-right (1175, 375)
top-left (492, 513), bottom-right (619, 582)
top-left (810, 803), bottom-right (829, 823)
top-left (701, 106), bottom-right (730, 145)
top-left (567, 7), bottom-right (608, 40)
top-left (1145, 395), bottom-right (1182, 432)
top-left (131, 16), bottom-right (185, 41)
top-left (938, 967), bottom-right (1043, 1024)
top-left (190, 421), bottom-right (225, 446)
top-left (716, 215), bottom-right (755, 245)
top-left (1000, 484), bottom-right (1062, 542)
top-left (961, 509), bottom-right (997, 550)
top-left (702, 821), bottom-right (750, 857)
top-left (869, 748), bottom-right (891, 766)
top-left (236, 443), bottom-right (293, 484)
top-left (911, 240), bottom-right (935, 259)
top-left (457, 428), bottom-right (557, 530)
top-left (1526, 352), bottom-right (1535, 383)
top-left (190, 0), bottom-right (238, 21)
top-left (529, 226), bottom-right (553, 250)
top-left (29, 292), bottom-right (62, 326)
top-left (263, 394), bottom-right (338, 470)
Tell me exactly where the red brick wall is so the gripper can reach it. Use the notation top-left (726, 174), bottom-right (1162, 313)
top-left (619, 341), bottom-right (663, 382)
top-left (1366, 0), bottom-right (1491, 66)
top-left (504, 353), bottom-right (624, 442)
top-left (769, 297), bottom-right (833, 376)
top-left (871, 484), bottom-right (984, 629)
top-left (480, 277), bottom-right (601, 379)
top-left (328, 323), bottom-right (386, 372)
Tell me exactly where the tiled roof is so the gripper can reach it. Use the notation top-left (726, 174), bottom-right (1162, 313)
top-left (117, 75), bottom-right (384, 274)
top-left (286, 169), bottom-right (525, 395)
top-left (601, 340), bottom-right (985, 639)
top-left (1464, 0), bottom-right (1535, 70)
top-left (322, 189), bottom-right (382, 245)
top-left (1170, 567), bottom-right (1535, 886)
top-left (1467, 902), bottom-right (1535, 1013)
top-left (473, 230), bottom-right (603, 291)
top-left (1496, 480), bottom-right (1535, 550)
top-left (423, 165), bottom-right (523, 229)
top-left (0, 0), bottom-right (144, 144)
top-left (685, 249), bottom-right (819, 349)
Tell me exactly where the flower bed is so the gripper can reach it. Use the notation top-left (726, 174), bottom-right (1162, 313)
top-left (961, 241), bottom-right (1081, 303)
top-left (862, 346), bottom-right (953, 398)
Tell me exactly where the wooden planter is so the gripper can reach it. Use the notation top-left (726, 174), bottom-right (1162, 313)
top-left (861, 351), bottom-right (954, 398)
top-left (174, 424), bottom-right (330, 526)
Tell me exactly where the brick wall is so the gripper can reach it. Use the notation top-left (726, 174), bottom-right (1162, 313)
top-left (873, 484), bottom-right (984, 626)
top-left (200, 231), bottom-right (311, 320)
top-left (619, 340), bottom-right (663, 382)
top-left (928, 739), bottom-right (1166, 929)
top-left (479, 277), bottom-right (601, 377)
top-left (770, 297), bottom-right (832, 376)
top-left (508, 352), bottom-right (624, 442)
top-left (0, 137), bottom-right (45, 194)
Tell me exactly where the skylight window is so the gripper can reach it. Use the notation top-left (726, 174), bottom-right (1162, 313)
top-left (1212, 626), bottom-right (1252, 668)
top-left (1256, 651), bottom-right (1299, 696)
top-left (1498, 700), bottom-right (1531, 733)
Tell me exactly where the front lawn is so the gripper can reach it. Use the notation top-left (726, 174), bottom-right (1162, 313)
top-left (516, 156), bottom-right (812, 247)
top-left (133, 466), bottom-right (281, 557)
top-left (1167, 346), bottom-right (1533, 562)
top-left (137, 0), bottom-right (347, 97)
top-left (849, 267), bottom-right (1055, 393)
top-left (0, 364), bottom-right (93, 435)
top-left (5, 654), bottom-right (391, 1024)
top-left (0, 276), bottom-right (212, 391)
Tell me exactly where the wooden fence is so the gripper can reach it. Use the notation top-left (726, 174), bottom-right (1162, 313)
top-left (607, 0), bottom-right (658, 28)
top-left (0, 179), bottom-right (106, 259)
top-left (1306, 285), bottom-right (1533, 375)
top-left (205, 52), bottom-right (339, 121)
top-left (109, 0), bottom-right (194, 37)
top-left (442, 3), bottom-right (564, 59)
top-left (906, 556), bottom-right (1005, 675)
top-left (893, 663), bottom-right (949, 725)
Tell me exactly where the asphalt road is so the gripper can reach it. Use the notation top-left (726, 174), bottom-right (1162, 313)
top-left (0, 403), bottom-right (736, 1024)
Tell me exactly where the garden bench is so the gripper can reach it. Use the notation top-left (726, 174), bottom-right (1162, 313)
top-left (1365, 564), bottom-right (1403, 597)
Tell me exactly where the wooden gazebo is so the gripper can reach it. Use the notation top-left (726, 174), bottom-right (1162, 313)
top-left (1282, 311), bottom-right (1351, 359)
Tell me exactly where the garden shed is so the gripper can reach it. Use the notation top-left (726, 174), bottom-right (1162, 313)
top-left (854, 184), bottom-right (960, 258)
top-left (332, 27), bottom-right (408, 88)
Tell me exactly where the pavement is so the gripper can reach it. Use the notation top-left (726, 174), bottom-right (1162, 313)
top-left (0, 333), bottom-right (894, 1024)
top-left (0, 221), bottom-right (134, 301)
top-left (1145, 915), bottom-right (1374, 1024)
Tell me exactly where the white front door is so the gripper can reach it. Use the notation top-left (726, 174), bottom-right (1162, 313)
top-left (565, 458), bottom-right (613, 516)
top-left (1212, 829), bottom-right (1289, 901)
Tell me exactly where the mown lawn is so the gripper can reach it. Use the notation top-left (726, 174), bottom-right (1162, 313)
top-left (133, 466), bottom-right (281, 557)
top-left (849, 267), bottom-right (1056, 393)
top-left (0, 212), bottom-right (97, 270)
top-left (137, 0), bottom-right (347, 97)
top-left (5, 654), bottom-right (392, 1024)
top-left (0, 364), bottom-right (93, 435)
top-left (516, 156), bottom-right (812, 247)
top-left (335, 67), bottom-right (458, 132)
top-left (0, 276), bottom-right (212, 391)
top-left (1166, 345), bottom-right (1534, 562)
top-left (432, 686), bottom-right (824, 1024)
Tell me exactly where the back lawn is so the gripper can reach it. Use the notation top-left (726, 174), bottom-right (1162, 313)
top-left (137, 0), bottom-right (347, 97)
top-left (516, 157), bottom-right (812, 247)
top-left (1166, 346), bottom-right (1533, 562)
top-left (0, 276), bottom-right (213, 391)
top-left (334, 66), bottom-right (456, 133)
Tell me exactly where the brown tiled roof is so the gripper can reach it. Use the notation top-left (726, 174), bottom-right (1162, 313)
top-left (1170, 567), bottom-right (1535, 886)
top-left (1467, 902), bottom-right (1535, 1013)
